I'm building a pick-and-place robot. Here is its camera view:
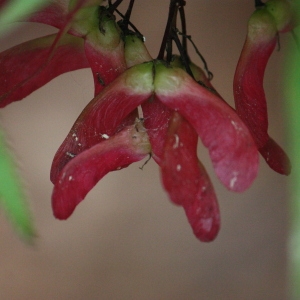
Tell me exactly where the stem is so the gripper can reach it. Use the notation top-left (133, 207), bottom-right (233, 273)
top-left (171, 28), bottom-right (194, 78)
top-left (157, 0), bottom-right (179, 60)
top-left (108, 0), bottom-right (124, 14)
top-left (177, 30), bottom-right (213, 80)
top-left (179, 3), bottom-right (187, 56)
top-left (166, 3), bottom-right (179, 62)
top-left (255, 0), bottom-right (265, 8)
top-left (124, 0), bottom-right (135, 21)
top-left (117, 0), bottom-right (141, 36)
top-left (115, 8), bottom-right (143, 38)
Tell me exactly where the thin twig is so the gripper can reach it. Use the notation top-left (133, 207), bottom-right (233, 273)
top-left (178, 3), bottom-right (187, 56)
top-left (171, 28), bottom-right (194, 78)
top-left (177, 29), bottom-right (213, 80)
top-left (108, 0), bottom-right (124, 14)
top-left (115, 8), bottom-right (143, 38)
top-left (124, 0), bottom-right (135, 21)
top-left (157, 0), bottom-right (179, 60)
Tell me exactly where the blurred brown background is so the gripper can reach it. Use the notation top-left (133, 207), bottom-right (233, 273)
top-left (0, 1), bottom-right (293, 299)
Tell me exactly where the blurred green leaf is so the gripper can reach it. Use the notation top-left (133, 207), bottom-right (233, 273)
top-left (0, 0), bottom-right (50, 35)
top-left (0, 130), bottom-right (35, 242)
top-left (287, 19), bottom-right (300, 300)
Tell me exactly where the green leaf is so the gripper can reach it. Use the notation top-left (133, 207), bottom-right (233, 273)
top-left (0, 129), bottom-right (35, 242)
top-left (0, 0), bottom-right (50, 35)
top-left (286, 21), bottom-right (300, 300)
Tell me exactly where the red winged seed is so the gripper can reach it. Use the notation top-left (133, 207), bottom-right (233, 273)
top-left (161, 112), bottom-right (220, 241)
top-left (124, 34), bottom-right (152, 68)
top-left (161, 112), bottom-right (207, 205)
top-left (51, 39), bottom-right (151, 182)
top-left (190, 56), bottom-right (291, 175)
top-left (26, 0), bottom-right (69, 29)
top-left (51, 63), bottom-right (154, 183)
top-left (25, 2), bottom-right (121, 97)
top-left (141, 96), bottom-right (172, 164)
top-left (190, 58), bottom-right (291, 175)
top-left (0, 34), bottom-right (88, 108)
top-left (233, 4), bottom-right (293, 175)
top-left (52, 122), bottom-right (151, 220)
top-left (259, 136), bottom-right (291, 175)
top-left (81, 6), bottom-right (127, 95)
top-left (84, 40), bottom-right (127, 95)
top-left (0, 0), bottom-right (8, 9)
top-left (26, 1), bottom-right (103, 36)
top-left (155, 65), bottom-right (259, 192)
top-left (233, 9), bottom-right (277, 149)
top-left (183, 185), bottom-right (220, 242)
